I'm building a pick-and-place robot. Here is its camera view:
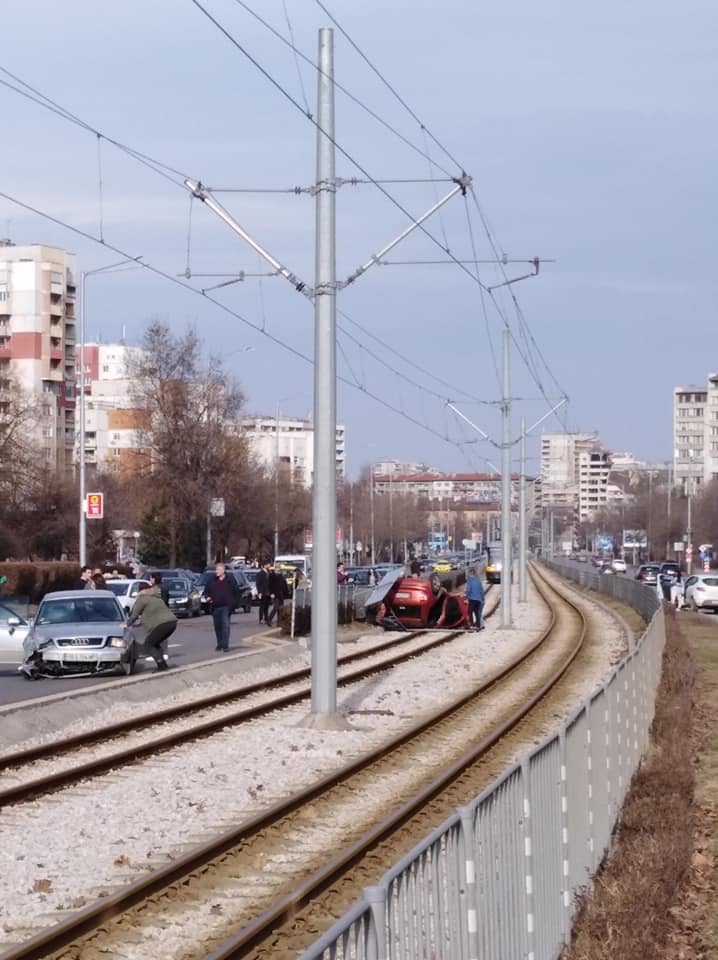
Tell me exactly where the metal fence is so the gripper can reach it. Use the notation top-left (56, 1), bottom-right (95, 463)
top-left (297, 562), bottom-right (664, 960)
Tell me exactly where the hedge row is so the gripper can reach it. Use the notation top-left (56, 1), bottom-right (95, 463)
top-left (0, 561), bottom-right (136, 604)
top-left (0, 562), bottom-right (81, 603)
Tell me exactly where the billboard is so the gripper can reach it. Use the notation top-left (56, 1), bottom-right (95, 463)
top-left (622, 529), bottom-right (647, 549)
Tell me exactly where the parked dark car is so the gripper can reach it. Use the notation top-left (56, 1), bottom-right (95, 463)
top-left (635, 564), bottom-right (660, 585)
top-left (196, 569), bottom-right (253, 614)
top-left (659, 561), bottom-right (681, 578)
top-left (164, 577), bottom-right (202, 618)
top-left (344, 566), bottom-right (379, 586)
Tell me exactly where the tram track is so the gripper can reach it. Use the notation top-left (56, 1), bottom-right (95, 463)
top-left (0, 589), bottom-right (499, 808)
top-left (0, 564), bottom-right (617, 960)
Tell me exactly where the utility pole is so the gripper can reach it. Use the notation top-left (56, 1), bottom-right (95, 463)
top-left (370, 465), bottom-right (375, 565)
top-left (206, 509), bottom-right (212, 566)
top-left (519, 417), bottom-right (527, 603)
top-left (686, 476), bottom-right (693, 575)
top-left (500, 327), bottom-right (512, 627)
top-left (349, 485), bottom-right (354, 565)
top-left (274, 400), bottom-right (280, 559)
top-left (666, 462), bottom-right (672, 561)
top-left (310, 27), bottom-right (339, 721)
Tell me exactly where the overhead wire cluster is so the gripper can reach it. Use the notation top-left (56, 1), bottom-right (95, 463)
top-left (0, 0), bottom-right (568, 465)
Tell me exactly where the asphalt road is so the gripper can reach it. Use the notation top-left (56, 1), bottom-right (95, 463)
top-left (0, 608), bottom-right (272, 707)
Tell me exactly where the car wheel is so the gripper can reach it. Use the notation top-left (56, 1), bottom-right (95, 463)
top-left (244, 603), bottom-right (252, 614)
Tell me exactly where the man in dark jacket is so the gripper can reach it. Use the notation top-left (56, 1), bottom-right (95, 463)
top-left (266, 565), bottom-right (288, 628)
top-left (204, 563), bottom-right (240, 652)
top-left (256, 561), bottom-right (271, 625)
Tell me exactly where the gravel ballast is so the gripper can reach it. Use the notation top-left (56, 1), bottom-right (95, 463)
top-left (0, 572), bottom-right (628, 946)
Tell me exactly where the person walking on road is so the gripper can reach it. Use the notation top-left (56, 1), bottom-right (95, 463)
top-left (204, 562), bottom-right (240, 652)
top-left (465, 566), bottom-right (485, 631)
top-left (256, 561), bottom-right (271, 625)
top-left (337, 562), bottom-right (348, 584)
top-left (126, 582), bottom-right (177, 670)
top-left (266, 565), bottom-right (288, 628)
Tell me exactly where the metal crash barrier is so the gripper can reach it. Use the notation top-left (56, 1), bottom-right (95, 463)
top-left (297, 561), bottom-right (664, 960)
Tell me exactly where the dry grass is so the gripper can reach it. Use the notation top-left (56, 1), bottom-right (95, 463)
top-left (562, 605), bottom-right (698, 960)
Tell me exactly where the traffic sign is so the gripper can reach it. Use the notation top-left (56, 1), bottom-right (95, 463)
top-left (86, 492), bottom-right (104, 519)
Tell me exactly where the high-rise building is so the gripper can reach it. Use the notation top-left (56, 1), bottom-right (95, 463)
top-left (673, 375), bottom-right (718, 491)
top-left (0, 241), bottom-right (77, 470)
top-left (540, 433), bottom-right (612, 521)
top-left (673, 383), bottom-right (707, 493)
top-left (75, 343), bottom-right (149, 475)
top-left (240, 415), bottom-right (346, 486)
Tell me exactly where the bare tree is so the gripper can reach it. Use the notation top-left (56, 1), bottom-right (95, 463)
top-left (127, 320), bottom-right (246, 566)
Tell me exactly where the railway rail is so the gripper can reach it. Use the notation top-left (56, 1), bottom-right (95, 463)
top-left (0, 564), bottom-right (621, 960)
top-left (0, 589), bottom-right (499, 807)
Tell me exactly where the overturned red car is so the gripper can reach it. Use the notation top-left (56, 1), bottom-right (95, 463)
top-left (370, 573), bottom-right (469, 631)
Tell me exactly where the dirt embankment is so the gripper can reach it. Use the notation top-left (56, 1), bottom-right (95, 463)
top-left (563, 606), bottom-right (718, 960)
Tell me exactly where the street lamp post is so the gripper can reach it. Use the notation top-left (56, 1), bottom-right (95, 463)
top-left (79, 258), bottom-right (140, 566)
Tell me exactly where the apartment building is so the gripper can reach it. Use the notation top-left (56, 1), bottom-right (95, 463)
top-left (673, 376), bottom-right (718, 491)
top-left (0, 241), bottom-right (77, 470)
top-left (371, 471), bottom-right (534, 513)
top-left (540, 433), bottom-right (612, 521)
top-left (76, 343), bottom-right (149, 475)
top-left (241, 415), bottom-right (346, 487)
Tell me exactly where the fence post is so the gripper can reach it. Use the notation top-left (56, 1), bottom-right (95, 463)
top-left (363, 885), bottom-right (387, 960)
top-left (558, 729), bottom-right (572, 946)
top-left (520, 759), bottom-right (536, 960)
top-left (290, 585), bottom-right (297, 640)
top-left (586, 701), bottom-right (596, 868)
top-left (459, 805), bottom-right (479, 960)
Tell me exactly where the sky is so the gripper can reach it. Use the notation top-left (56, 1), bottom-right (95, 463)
top-left (3, 0), bottom-right (717, 478)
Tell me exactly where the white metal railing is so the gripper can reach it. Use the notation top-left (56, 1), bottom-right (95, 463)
top-left (297, 562), bottom-right (664, 960)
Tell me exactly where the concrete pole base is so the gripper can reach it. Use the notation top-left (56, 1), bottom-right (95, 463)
top-left (297, 710), bottom-right (353, 731)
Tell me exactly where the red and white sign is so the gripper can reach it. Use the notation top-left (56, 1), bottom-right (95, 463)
top-left (86, 492), bottom-right (104, 519)
top-left (704, 560), bottom-right (710, 572)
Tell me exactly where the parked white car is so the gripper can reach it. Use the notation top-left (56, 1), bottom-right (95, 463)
top-left (683, 574), bottom-right (718, 612)
top-left (104, 579), bottom-right (151, 614)
top-left (611, 558), bottom-right (627, 573)
top-left (0, 602), bottom-right (30, 662)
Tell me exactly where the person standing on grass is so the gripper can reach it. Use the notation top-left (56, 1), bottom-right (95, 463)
top-left (204, 562), bottom-right (240, 652)
top-left (126, 582), bottom-right (177, 670)
top-left (465, 566), bottom-right (485, 631)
